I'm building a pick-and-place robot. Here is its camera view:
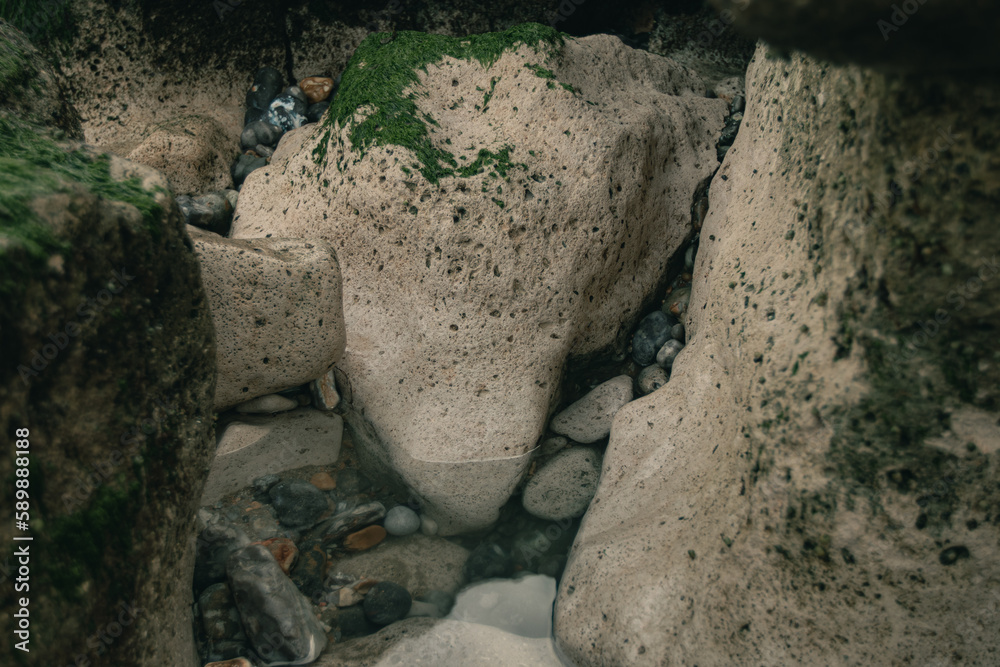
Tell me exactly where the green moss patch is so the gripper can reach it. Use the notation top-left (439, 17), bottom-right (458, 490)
top-left (314, 22), bottom-right (565, 183)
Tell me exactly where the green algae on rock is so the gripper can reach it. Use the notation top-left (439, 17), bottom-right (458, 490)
top-left (314, 23), bottom-right (566, 183)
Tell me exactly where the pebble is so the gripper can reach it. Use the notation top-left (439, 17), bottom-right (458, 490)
top-left (538, 436), bottom-right (568, 457)
top-left (224, 189), bottom-right (239, 211)
top-left (177, 191), bottom-right (233, 236)
top-left (194, 512), bottom-right (251, 593)
top-left (266, 94), bottom-right (308, 132)
top-left (511, 526), bottom-right (574, 573)
top-left (310, 369), bottom-right (340, 410)
top-left (256, 537), bottom-right (298, 575)
top-left (384, 506), bottom-right (421, 536)
top-left (464, 542), bottom-right (513, 583)
top-left (730, 93), bottom-right (746, 114)
top-left (419, 514), bottom-right (438, 536)
top-left (684, 244), bottom-right (696, 271)
top-left (252, 474), bottom-right (280, 495)
top-left (522, 447), bottom-right (601, 521)
top-left (309, 472), bottom-right (337, 491)
top-left (255, 143), bottom-right (274, 159)
top-left (231, 154), bottom-right (268, 188)
top-left (336, 605), bottom-right (375, 639)
top-left (244, 106), bottom-right (267, 127)
top-left (631, 311), bottom-right (677, 365)
top-left (637, 364), bottom-right (669, 395)
top-left (291, 540), bottom-right (327, 599)
top-left (656, 339), bottom-right (685, 369)
top-left (336, 468), bottom-right (372, 496)
top-left (240, 120), bottom-right (284, 151)
top-left (671, 322), bottom-right (685, 343)
top-left (226, 544), bottom-right (327, 665)
top-left (718, 117), bottom-right (740, 146)
top-left (299, 76), bottom-right (335, 104)
top-left (268, 479), bottom-right (330, 530)
top-left (198, 583), bottom-right (246, 642)
top-left (205, 659), bottom-right (253, 667)
top-left (282, 85), bottom-right (308, 106)
top-left (549, 375), bottom-right (633, 443)
top-left (233, 393), bottom-right (297, 414)
top-left (337, 587), bottom-right (364, 607)
top-left (306, 101), bottom-right (330, 124)
top-left (344, 525), bottom-right (387, 551)
top-left (663, 286), bottom-right (692, 318)
top-left (246, 67), bottom-right (283, 111)
top-left (304, 501), bottom-right (386, 546)
top-left (243, 505), bottom-right (283, 542)
top-left (363, 582), bottom-right (412, 625)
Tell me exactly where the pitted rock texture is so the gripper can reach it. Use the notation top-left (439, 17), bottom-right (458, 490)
top-left (189, 228), bottom-right (346, 410)
top-left (126, 114), bottom-right (234, 195)
top-left (555, 45), bottom-right (1000, 665)
top-left (232, 30), bottom-right (726, 533)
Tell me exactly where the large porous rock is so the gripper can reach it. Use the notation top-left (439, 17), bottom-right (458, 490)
top-left (126, 114), bottom-right (234, 195)
top-left (555, 45), bottom-right (1000, 665)
top-left (232, 25), bottom-right (727, 533)
top-left (0, 26), bottom-right (215, 664)
top-left (189, 227), bottom-right (346, 410)
top-left (709, 0), bottom-right (1000, 73)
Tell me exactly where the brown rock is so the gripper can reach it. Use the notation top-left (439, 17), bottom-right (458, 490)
top-left (299, 76), bottom-right (335, 104)
top-left (257, 537), bottom-right (298, 574)
top-left (310, 472), bottom-right (337, 491)
top-left (337, 587), bottom-right (364, 607)
top-left (344, 525), bottom-right (387, 551)
top-left (352, 578), bottom-right (378, 594)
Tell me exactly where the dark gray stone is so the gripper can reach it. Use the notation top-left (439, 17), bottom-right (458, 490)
top-left (464, 542), bottom-right (513, 583)
top-left (363, 582), bottom-right (412, 626)
top-left (198, 583), bottom-right (245, 643)
top-left (268, 479), bottom-right (330, 530)
top-left (306, 101), bottom-right (330, 124)
top-left (241, 120), bottom-right (285, 151)
top-left (247, 67), bottom-right (283, 111)
top-left (631, 311), bottom-right (677, 365)
top-left (232, 154), bottom-right (269, 188)
top-left (194, 513), bottom-right (251, 594)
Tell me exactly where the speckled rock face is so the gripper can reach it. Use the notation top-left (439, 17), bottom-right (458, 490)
top-left (126, 114), bottom-right (234, 195)
top-left (189, 228), bottom-right (346, 410)
top-left (556, 45), bottom-right (1000, 665)
top-left (232, 30), bottom-right (726, 533)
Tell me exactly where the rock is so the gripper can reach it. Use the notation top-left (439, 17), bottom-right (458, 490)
top-left (464, 542), bottom-right (512, 583)
top-left (198, 583), bottom-right (246, 643)
top-left (729, 93), bottom-right (745, 114)
top-left (335, 468), bottom-right (371, 496)
top-left (252, 474), bottom-right (281, 495)
top-left (363, 582), bottom-right (412, 626)
top-left (556, 43), bottom-right (1000, 665)
top-left (416, 589), bottom-right (454, 617)
top-left (344, 525), bottom-right (387, 551)
top-left (241, 120), bottom-right (285, 151)
top-left (305, 502), bottom-right (386, 546)
top-left (177, 191), bottom-right (234, 235)
top-left (291, 540), bottom-right (328, 600)
top-left (194, 512), bottom-right (251, 594)
top-left (718, 117), bottom-right (740, 147)
top-left (448, 574), bottom-right (556, 638)
top-left (522, 447), bottom-right (601, 521)
top-left (419, 515), bottom-right (438, 536)
top-left (266, 94), bottom-right (308, 132)
top-left (670, 322), bottom-right (685, 343)
top-left (306, 101), bottom-right (330, 124)
top-left (655, 339), bottom-right (685, 369)
top-left (336, 605), bottom-right (376, 640)
top-left (310, 472), bottom-right (337, 491)
top-left (549, 376), bottom-right (633, 443)
top-left (243, 505), bottom-right (285, 543)
top-left (231, 153), bottom-right (268, 188)
top-left (332, 534), bottom-right (469, 596)
top-left (234, 394), bottom-right (298, 414)
top-left (244, 106), bottom-right (267, 127)
top-left (631, 311), bottom-right (677, 365)
top-left (188, 228), bottom-right (346, 410)
top-left (384, 506), bottom-right (421, 536)
top-left (299, 76), bottom-right (335, 104)
top-left (269, 479), bottom-right (331, 530)
top-left (126, 114), bottom-right (233, 195)
top-left (538, 436), bottom-right (569, 457)
top-left (311, 369), bottom-right (341, 410)
top-left (205, 659), bottom-right (253, 667)
top-left (247, 67), bottom-right (284, 111)
top-left (201, 409), bottom-right (343, 505)
top-left (337, 587), bottom-right (364, 607)
top-left (232, 30), bottom-right (727, 534)
top-left (255, 143), bottom-right (275, 159)
top-left (283, 85), bottom-right (309, 106)
top-left (257, 537), bottom-right (298, 575)
top-left (637, 364), bottom-right (669, 395)
top-left (227, 544), bottom-right (326, 665)
top-left (511, 524), bottom-right (576, 574)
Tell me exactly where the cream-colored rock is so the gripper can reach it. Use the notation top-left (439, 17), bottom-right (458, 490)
top-left (189, 227), bottom-right (346, 410)
top-left (522, 447), bottom-right (601, 521)
top-left (549, 375), bottom-right (634, 443)
top-left (232, 32), bottom-right (726, 533)
top-left (234, 394), bottom-right (298, 414)
top-left (329, 534), bottom-right (469, 596)
top-left (556, 46), bottom-right (1000, 665)
top-left (201, 408), bottom-right (343, 504)
top-left (126, 114), bottom-right (233, 195)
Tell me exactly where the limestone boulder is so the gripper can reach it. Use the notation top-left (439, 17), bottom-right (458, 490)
top-left (127, 114), bottom-right (234, 195)
top-left (555, 45), bottom-right (1000, 665)
top-left (232, 27), bottom-right (727, 533)
top-left (189, 228), bottom-right (346, 410)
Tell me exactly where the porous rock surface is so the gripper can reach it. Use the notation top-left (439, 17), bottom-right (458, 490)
top-left (555, 45), bottom-right (1000, 665)
top-left (189, 227), bottom-right (346, 410)
top-left (232, 30), bottom-right (727, 533)
top-left (126, 114), bottom-right (234, 195)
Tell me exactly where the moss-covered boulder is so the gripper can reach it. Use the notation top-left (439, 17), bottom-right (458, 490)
top-left (0, 21), bottom-right (215, 667)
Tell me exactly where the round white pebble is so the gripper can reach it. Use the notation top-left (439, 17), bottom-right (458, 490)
top-left (420, 514), bottom-right (438, 536)
top-left (384, 505), bottom-right (421, 536)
